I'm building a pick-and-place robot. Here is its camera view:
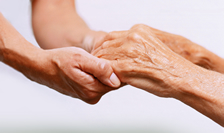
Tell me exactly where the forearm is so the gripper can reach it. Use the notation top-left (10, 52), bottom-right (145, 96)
top-left (170, 35), bottom-right (224, 73)
top-left (197, 48), bottom-right (224, 74)
top-left (0, 13), bottom-right (119, 103)
top-left (0, 13), bottom-right (48, 83)
top-left (31, 0), bottom-right (90, 49)
top-left (174, 64), bottom-right (224, 126)
top-left (152, 28), bottom-right (224, 73)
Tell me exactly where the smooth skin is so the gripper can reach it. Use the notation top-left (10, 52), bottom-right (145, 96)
top-left (0, 12), bottom-right (120, 104)
top-left (92, 24), bottom-right (224, 126)
top-left (31, 0), bottom-right (105, 52)
top-left (31, 0), bottom-right (121, 104)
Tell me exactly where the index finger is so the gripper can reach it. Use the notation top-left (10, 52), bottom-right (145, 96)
top-left (93, 30), bottom-right (128, 51)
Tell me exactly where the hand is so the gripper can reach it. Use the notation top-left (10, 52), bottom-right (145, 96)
top-left (149, 27), bottom-right (205, 65)
top-left (92, 24), bottom-right (196, 98)
top-left (144, 26), bottom-right (224, 73)
top-left (37, 47), bottom-right (120, 104)
top-left (0, 12), bottom-right (120, 104)
top-left (93, 25), bottom-right (224, 126)
top-left (82, 30), bottom-right (107, 53)
top-left (92, 25), bottom-right (212, 70)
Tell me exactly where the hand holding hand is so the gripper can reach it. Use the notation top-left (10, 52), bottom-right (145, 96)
top-left (35, 47), bottom-right (120, 104)
top-left (92, 24), bottom-right (197, 97)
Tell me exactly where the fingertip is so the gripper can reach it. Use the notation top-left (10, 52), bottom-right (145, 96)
top-left (109, 73), bottom-right (121, 87)
top-left (98, 59), bottom-right (120, 88)
top-left (91, 58), bottom-right (120, 88)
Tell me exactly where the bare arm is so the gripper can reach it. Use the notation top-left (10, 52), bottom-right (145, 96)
top-left (92, 24), bottom-right (224, 126)
top-left (31, 0), bottom-right (106, 52)
top-left (0, 13), bottom-right (120, 104)
top-left (151, 27), bottom-right (224, 73)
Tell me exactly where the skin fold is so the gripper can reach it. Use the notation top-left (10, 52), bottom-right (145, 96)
top-left (150, 27), bottom-right (224, 73)
top-left (92, 24), bottom-right (224, 126)
top-left (0, 13), bottom-right (120, 104)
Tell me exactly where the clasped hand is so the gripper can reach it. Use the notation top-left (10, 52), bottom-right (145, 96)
top-left (92, 24), bottom-right (196, 98)
top-left (42, 47), bottom-right (121, 104)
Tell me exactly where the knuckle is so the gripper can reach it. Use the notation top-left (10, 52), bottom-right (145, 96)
top-left (86, 92), bottom-right (97, 99)
top-left (126, 45), bottom-right (136, 55)
top-left (116, 60), bottom-right (134, 75)
top-left (71, 52), bottom-right (84, 64)
top-left (105, 31), bottom-right (116, 40)
top-left (82, 91), bottom-right (100, 104)
top-left (82, 74), bottom-right (95, 85)
top-left (131, 24), bottom-right (153, 34)
top-left (127, 32), bottom-right (141, 41)
top-left (97, 61), bottom-right (111, 77)
top-left (132, 24), bottom-right (147, 30)
top-left (102, 41), bottom-right (110, 48)
top-left (99, 61), bottom-right (110, 71)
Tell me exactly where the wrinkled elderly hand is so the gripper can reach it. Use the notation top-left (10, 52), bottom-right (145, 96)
top-left (92, 24), bottom-right (198, 97)
top-left (149, 27), bottom-right (214, 69)
top-left (92, 25), bottom-right (224, 126)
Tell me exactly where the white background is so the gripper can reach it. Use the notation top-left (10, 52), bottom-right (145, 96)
top-left (0, 0), bottom-right (224, 132)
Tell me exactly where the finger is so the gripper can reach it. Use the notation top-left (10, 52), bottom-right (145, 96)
top-left (131, 24), bottom-right (152, 31)
top-left (80, 54), bottom-right (121, 88)
top-left (104, 30), bottom-right (128, 41)
top-left (92, 31), bottom-right (127, 52)
top-left (93, 47), bottom-right (121, 61)
top-left (70, 68), bottom-right (114, 104)
top-left (84, 31), bottom-right (107, 53)
top-left (91, 38), bottom-right (123, 56)
top-left (82, 77), bottom-right (120, 104)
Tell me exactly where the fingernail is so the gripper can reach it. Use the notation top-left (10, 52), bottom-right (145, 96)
top-left (109, 73), bottom-right (120, 87)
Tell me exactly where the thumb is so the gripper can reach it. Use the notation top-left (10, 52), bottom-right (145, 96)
top-left (81, 55), bottom-right (121, 88)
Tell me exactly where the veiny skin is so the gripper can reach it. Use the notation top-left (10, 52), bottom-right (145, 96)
top-left (0, 13), bottom-right (120, 104)
top-left (150, 27), bottom-right (224, 73)
top-left (92, 24), bottom-right (224, 126)
top-left (4, 0), bottom-right (224, 126)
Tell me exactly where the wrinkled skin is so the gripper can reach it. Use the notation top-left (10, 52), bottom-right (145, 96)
top-left (149, 27), bottom-right (217, 71)
top-left (143, 26), bottom-right (224, 73)
top-left (93, 25), bottom-right (224, 74)
top-left (92, 24), bottom-right (224, 126)
top-left (92, 24), bottom-right (196, 97)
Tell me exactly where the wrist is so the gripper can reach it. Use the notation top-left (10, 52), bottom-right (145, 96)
top-left (174, 64), bottom-right (224, 125)
top-left (0, 12), bottom-right (59, 90)
top-left (195, 49), bottom-right (224, 73)
top-left (65, 28), bottom-right (91, 49)
top-left (66, 30), bottom-right (107, 53)
top-left (159, 32), bottom-right (224, 73)
top-left (2, 37), bottom-right (43, 76)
